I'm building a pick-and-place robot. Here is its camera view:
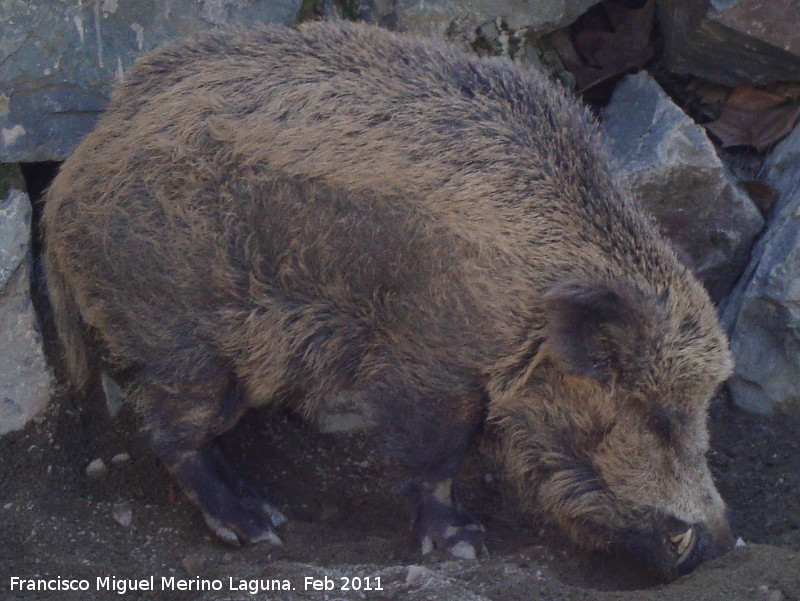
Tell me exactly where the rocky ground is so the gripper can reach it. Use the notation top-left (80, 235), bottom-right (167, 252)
top-left (0, 387), bottom-right (798, 601)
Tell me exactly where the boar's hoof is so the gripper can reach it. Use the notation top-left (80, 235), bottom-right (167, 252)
top-left (420, 523), bottom-right (488, 559)
top-left (202, 512), bottom-right (282, 547)
top-left (414, 479), bottom-right (487, 559)
top-left (207, 443), bottom-right (289, 529)
top-left (167, 445), bottom-right (286, 547)
top-left (195, 485), bottom-right (284, 547)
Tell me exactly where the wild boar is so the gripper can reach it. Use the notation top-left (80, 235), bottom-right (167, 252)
top-left (43, 21), bottom-right (735, 580)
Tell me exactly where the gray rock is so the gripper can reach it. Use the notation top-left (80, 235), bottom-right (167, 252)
top-left (0, 188), bottom-right (53, 435)
top-left (101, 371), bottom-right (124, 416)
top-left (388, 0), bottom-right (600, 39)
top-left (602, 72), bottom-right (763, 302)
top-left (317, 392), bottom-right (374, 433)
top-left (658, 0), bottom-right (800, 86)
top-left (85, 458), bottom-right (108, 479)
top-left (110, 452), bottom-right (131, 466)
top-left (722, 123), bottom-right (800, 415)
top-left (112, 502), bottom-right (133, 528)
top-left (405, 565), bottom-right (433, 585)
top-left (0, 164), bottom-right (25, 199)
top-left (1, 0), bottom-right (301, 162)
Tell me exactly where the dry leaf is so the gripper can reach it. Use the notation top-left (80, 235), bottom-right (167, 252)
top-left (706, 87), bottom-right (800, 152)
top-left (725, 84), bottom-right (788, 112)
top-left (561, 0), bottom-right (655, 93)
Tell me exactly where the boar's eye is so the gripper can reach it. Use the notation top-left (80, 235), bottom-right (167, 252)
top-left (646, 410), bottom-right (673, 444)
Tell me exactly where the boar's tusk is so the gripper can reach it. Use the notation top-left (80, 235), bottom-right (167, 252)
top-left (672, 528), bottom-right (694, 557)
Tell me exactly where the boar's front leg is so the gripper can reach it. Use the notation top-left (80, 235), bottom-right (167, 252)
top-left (380, 388), bottom-right (487, 559)
top-left (132, 374), bottom-right (286, 546)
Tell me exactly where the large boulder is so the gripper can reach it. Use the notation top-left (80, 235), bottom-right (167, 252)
top-left (602, 72), bottom-right (764, 302)
top-left (723, 123), bottom-right (800, 415)
top-left (389, 0), bottom-right (600, 37)
top-left (0, 0), bottom-right (301, 162)
top-left (0, 184), bottom-right (54, 434)
top-left (658, 0), bottom-right (800, 86)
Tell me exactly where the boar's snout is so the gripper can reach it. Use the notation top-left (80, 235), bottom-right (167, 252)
top-left (616, 509), bottom-right (735, 582)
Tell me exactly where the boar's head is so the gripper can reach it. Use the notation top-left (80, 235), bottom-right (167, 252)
top-left (488, 278), bottom-right (735, 581)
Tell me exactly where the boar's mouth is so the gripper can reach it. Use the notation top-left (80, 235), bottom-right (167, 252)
top-left (610, 512), bottom-right (733, 582)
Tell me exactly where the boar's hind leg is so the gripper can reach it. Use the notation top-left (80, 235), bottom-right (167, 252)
top-left (134, 376), bottom-right (285, 546)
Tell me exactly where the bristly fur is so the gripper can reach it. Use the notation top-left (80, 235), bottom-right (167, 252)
top-left (43, 21), bottom-right (734, 571)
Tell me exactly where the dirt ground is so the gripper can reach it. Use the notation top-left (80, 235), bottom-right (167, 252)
top-left (1, 383), bottom-right (798, 601)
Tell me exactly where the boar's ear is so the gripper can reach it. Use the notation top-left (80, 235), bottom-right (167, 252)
top-left (543, 281), bottom-right (655, 386)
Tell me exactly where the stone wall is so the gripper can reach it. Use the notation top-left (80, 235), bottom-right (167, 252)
top-left (723, 123), bottom-right (800, 414)
top-left (0, 178), bottom-right (53, 434)
top-left (1, 0), bottom-right (300, 162)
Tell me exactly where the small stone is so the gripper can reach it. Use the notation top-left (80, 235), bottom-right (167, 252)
top-left (758, 587), bottom-right (785, 601)
top-left (318, 392), bottom-right (373, 433)
top-left (405, 565), bottom-right (432, 585)
top-left (420, 536), bottom-right (434, 555)
top-left (449, 540), bottom-right (477, 560)
top-left (181, 554), bottom-right (207, 576)
top-left (112, 502), bottom-right (132, 528)
top-left (101, 373), bottom-right (124, 416)
top-left (735, 537), bottom-right (746, 547)
top-left (85, 458), bottom-right (108, 479)
top-left (110, 453), bottom-right (131, 466)
top-left (3, 503), bottom-right (11, 510)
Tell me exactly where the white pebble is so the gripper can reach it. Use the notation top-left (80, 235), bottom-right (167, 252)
top-left (111, 453), bottom-right (131, 466)
top-left (405, 565), bottom-right (432, 585)
top-left (112, 503), bottom-right (133, 528)
top-left (85, 458), bottom-right (108, 479)
top-left (450, 540), bottom-right (477, 560)
top-left (735, 537), bottom-right (746, 547)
